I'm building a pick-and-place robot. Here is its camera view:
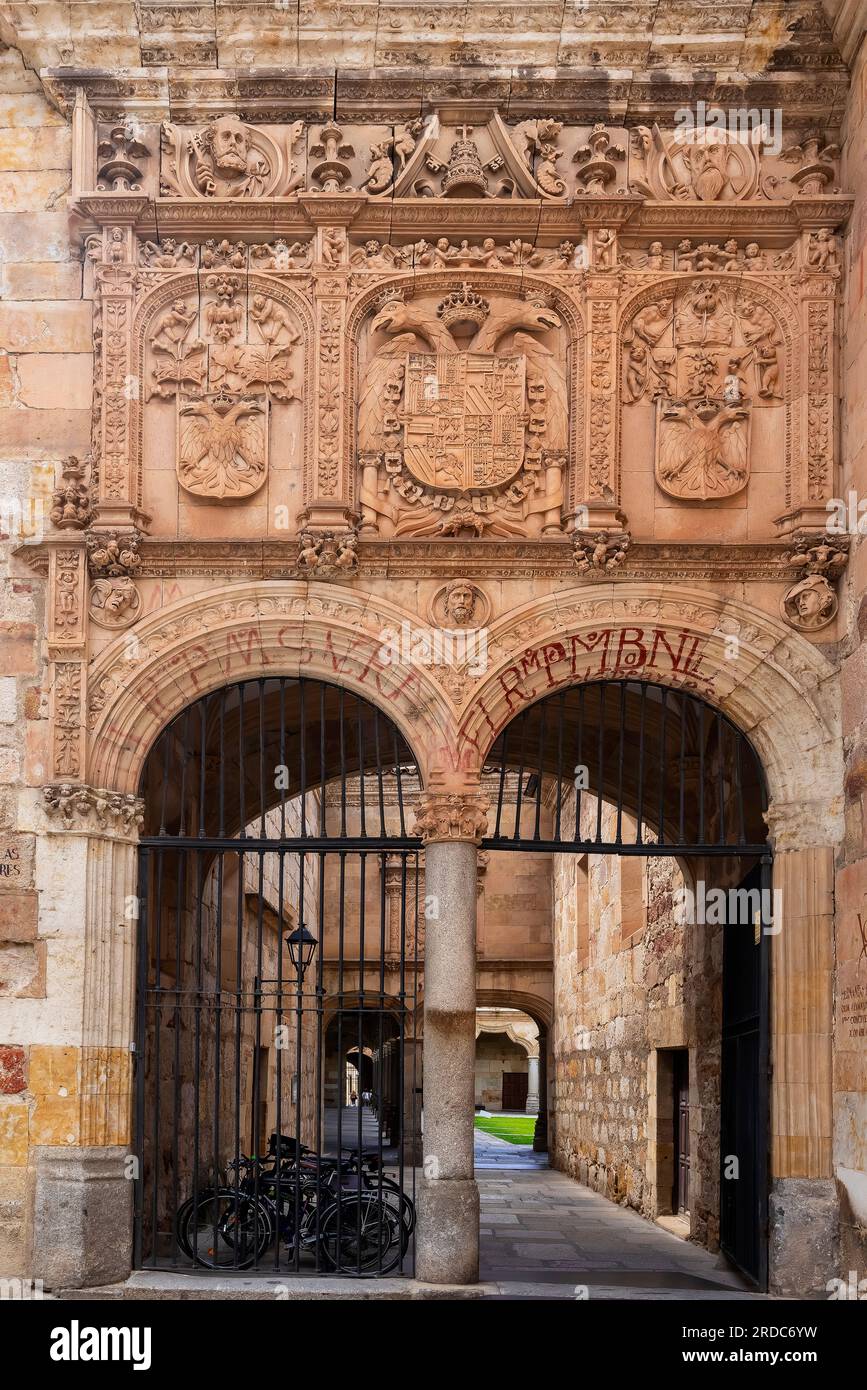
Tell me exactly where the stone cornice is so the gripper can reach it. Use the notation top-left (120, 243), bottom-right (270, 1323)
top-left (40, 65), bottom-right (850, 126)
top-left (71, 192), bottom-right (855, 241)
top-left (17, 537), bottom-right (809, 583)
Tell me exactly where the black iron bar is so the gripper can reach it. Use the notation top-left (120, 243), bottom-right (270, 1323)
top-left (635, 682), bottom-right (646, 846)
top-left (554, 689), bottom-right (566, 841)
top-left (615, 682), bottom-right (626, 844)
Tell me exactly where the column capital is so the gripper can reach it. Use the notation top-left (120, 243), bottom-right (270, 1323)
top-left (43, 783), bottom-right (145, 840)
top-left (412, 791), bottom-right (489, 846)
top-left (764, 796), bottom-right (843, 852)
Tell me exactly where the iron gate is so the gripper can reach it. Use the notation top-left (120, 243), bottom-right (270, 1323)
top-left (133, 678), bottom-right (423, 1276)
top-left (479, 678), bottom-right (772, 1288)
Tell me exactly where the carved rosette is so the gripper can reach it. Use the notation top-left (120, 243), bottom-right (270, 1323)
top-left (413, 792), bottom-right (490, 846)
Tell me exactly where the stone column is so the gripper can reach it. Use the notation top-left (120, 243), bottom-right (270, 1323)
top-left (413, 790), bottom-right (488, 1285)
top-left (525, 1055), bottom-right (540, 1115)
top-left (31, 785), bottom-right (143, 1288)
top-left (533, 1026), bottom-right (549, 1152)
top-left (765, 801), bottom-right (837, 1297)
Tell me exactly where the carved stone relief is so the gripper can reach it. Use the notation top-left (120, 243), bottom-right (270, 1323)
top-left (356, 281), bottom-right (570, 538)
top-left (160, 114), bottom-right (304, 198)
top-left (144, 274), bottom-right (303, 500)
top-left (622, 279), bottom-right (786, 502)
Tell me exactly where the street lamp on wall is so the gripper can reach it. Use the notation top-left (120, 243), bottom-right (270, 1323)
top-left (285, 922), bottom-right (318, 982)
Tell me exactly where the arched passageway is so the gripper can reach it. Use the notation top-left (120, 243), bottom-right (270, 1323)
top-left (478, 679), bottom-right (772, 1287)
top-left (133, 677), bottom-right (423, 1276)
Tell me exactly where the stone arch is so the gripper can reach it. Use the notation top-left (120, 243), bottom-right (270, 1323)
top-left (475, 987), bottom-right (553, 1031)
top-left (618, 274), bottom-right (798, 509)
top-left (456, 584), bottom-right (841, 847)
top-left (130, 272), bottom-right (316, 515)
top-left (86, 580), bottom-right (458, 794)
top-left (475, 1017), bottom-right (539, 1058)
top-left (345, 268), bottom-right (585, 515)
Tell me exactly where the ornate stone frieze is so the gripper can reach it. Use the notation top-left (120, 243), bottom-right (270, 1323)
top-left (43, 784), bottom-right (145, 838)
top-left (20, 537), bottom-right (797, 584)
top-left (413, 793), bottom-right (490, 846)
top-left (350, 236), bottom-right (581, 271)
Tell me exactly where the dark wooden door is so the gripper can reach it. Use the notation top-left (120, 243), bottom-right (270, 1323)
top-left (673, 1050), bottom-right (690, 1214)
top-left (501, 1072), bottom-right (529, 1110)
top-left (720, 862), bottom-right (770, 1288)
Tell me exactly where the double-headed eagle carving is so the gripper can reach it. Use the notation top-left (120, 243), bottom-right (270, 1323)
top-left (656, 398), bottom-right (749, 500)
top-left (178, 395), bottom-right (267, 499)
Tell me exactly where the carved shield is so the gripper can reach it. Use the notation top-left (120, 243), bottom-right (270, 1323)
top-left (176, 394), bottom-right (269, 500)
top-left (402, 352), bottom-right (525, 493)
top-left (655, 396), bottom-right (751, 501)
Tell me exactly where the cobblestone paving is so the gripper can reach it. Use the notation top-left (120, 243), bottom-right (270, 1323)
top-left (475, 1130), bottom-right (768, 1301)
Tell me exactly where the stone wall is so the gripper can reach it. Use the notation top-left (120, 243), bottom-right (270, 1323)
top-left (0, 43), bottom-right (88, 1275)
top-left (550, 798), bottom-right (727, 1245)
top-left (835, 28), bottom-right (867, 1279)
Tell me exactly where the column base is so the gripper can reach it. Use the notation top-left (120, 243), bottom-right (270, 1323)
top-left (31, 1146), bottom-right (132, 1289)
top-left (769, 1178), bottom-right (839, 1298)
top-left (415, 1177), bottom-right (479, 1285)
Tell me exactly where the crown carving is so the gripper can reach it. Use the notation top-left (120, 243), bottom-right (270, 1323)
top-left (437, 281), bottom-right (490, 329)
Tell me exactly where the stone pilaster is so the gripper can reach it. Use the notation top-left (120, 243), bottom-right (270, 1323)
top-left (766, 800), bottom-right (838, 1297)
top-left (30, 786), bottom-right (143, 1286)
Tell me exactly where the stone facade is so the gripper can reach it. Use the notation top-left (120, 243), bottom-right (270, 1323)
top-left (0, 2), bottom-right (864, 1297)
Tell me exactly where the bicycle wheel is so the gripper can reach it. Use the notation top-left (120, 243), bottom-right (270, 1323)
top-left (371, 1177), bottom-right (416, 1242)
top-left (185, 1188), bottom-right (273, 1269)
top-left (318, 1194), bottom-right (405, 1275)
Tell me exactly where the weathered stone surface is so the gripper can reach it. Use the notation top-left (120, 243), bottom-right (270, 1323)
top-left (0, 303), bottom-right (91, 353)
top-left (15, 354), bottom-right (92, 410)
top-left (0, 891), bottom-right (38, 942)
top-left (0, 262), bottom-right (82, 300)
top-left (416, 1178), bottom-right (480, 1285)
top-left (769, 1179), bottom-right (839, 1298)
top-left (31, 1147), bottom-right (133, 1288)
top-left (0, 1045), bottom-right (26, 1094)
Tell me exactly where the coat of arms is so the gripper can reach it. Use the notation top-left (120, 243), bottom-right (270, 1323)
top-left (403, 351), bottom-right (526, 492)
top-left (623, 280), bottom-right (782, 503)
top-left (357, 283), bottom-right (567, 537)
top-left (147, 275), bottom-right (301, 502)
top-left (177, 393), bottom-right (268, 499)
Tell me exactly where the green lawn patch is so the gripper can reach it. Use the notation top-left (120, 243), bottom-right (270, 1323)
top-left (474, 1115), bottom-right (537, 1145)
